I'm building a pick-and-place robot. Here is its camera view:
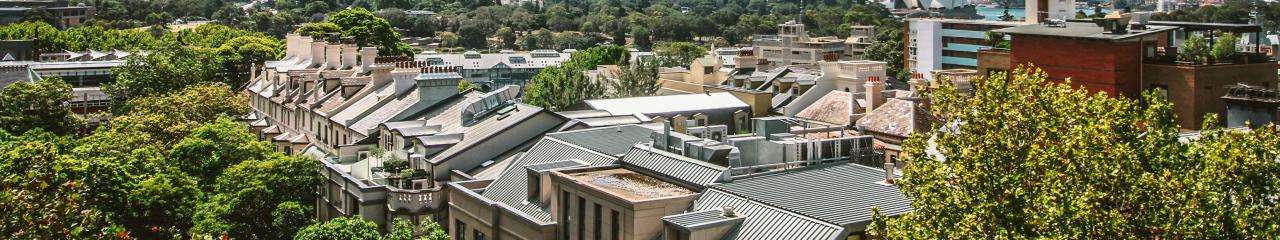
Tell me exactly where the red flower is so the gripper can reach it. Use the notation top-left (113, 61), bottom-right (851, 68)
top-left (116, 230), bottom-right (130, 239)
top-left (150, 226), bottom-right (160, 232)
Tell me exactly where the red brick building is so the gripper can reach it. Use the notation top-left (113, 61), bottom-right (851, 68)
top-left (996, 22), bottom-right (1175, 98)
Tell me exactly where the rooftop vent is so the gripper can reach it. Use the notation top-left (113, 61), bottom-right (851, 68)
top-left (1093, 11), bottom-right (1133, 34)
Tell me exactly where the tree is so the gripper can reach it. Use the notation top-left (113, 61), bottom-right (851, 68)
top-left (191, 155), bottom-right (319, 239)
top-left (880, 65), bottom-right (1280, 238)
top-left (292, 218), bottom-right (382, 240)
top-left (0, 76), bottom-right (82, 135)
top-left (495, 26), bottom-right (516, 49)
top-left (125, 170), bottom-right (203, 239)
top-left (457, 79), bottom-right (475, 93)
top-left (383, 218), bottom-right (449, 240)
top-left (630, 26), bottom-right (652, 50)
top-left (168, 117), bottom-right (274, 186)
top-left (653, 42), bottom-right (705, 67)
top-left (106, 83), bottom-right (249, 146)
top-left (0, 131), bottom-right (119, 239)
top-left (21, 7), bottom-right (57, 26)
top-left (437, 31), bottom-right (459, 48)
top-left (610, 59), bottom-right (660, 98)
top-left (523, 46), bottom-right (625, 110)
top-left (272, 201), bottom-right (311, 240)
top-left (296, 22), bottom-right (342, 39)
top-left (107, 46), bottom-right (227, 105)
top-left (328, 8), bottom-right (414, 56)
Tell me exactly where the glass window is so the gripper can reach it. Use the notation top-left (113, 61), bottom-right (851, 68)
top-left (578, 197), bottom-right (586, 240)
top-left (455, 220), bottom-right (467, 240)
top-left (611, 210), bottom-right (620, 240)
top-left (593, 204), bottom-right (602, 240)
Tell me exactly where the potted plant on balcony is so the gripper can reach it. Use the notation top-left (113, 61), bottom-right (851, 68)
top-left (1179, 36), bottom-right (1209, 65)
top-left (1211, 33), bottom-right (1240, 64)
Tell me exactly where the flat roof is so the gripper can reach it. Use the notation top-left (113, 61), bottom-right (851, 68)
top-left (570, 168), bottom-right (694, 201)
top-left (995, 22), bottom-right (1176, 41)
top-left (585, 92), bottom-right (749, 116)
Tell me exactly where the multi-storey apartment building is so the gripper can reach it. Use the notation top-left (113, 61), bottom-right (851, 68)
top-left (751, 21), bottom-right (847, 71)
top-left (245, 34), bottom-right (570, 230)
top-left (846, 25), bottom-right (877, 59)
top-left (905, 18), bottom-right (1027, 80)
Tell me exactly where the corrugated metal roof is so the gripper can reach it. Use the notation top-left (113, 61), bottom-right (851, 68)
top-left (618, 145), bottom-right (729, 188)
top-left (693, 190), bottom-right (843, 240)
top-left (481, 137), bottom-right (620, 222)
top-left (709, 164), bottom-right (913, 227)
top-left (546, 125), bottom-right (655, 156)
top-left (662, 209), bottom-right (737, 229)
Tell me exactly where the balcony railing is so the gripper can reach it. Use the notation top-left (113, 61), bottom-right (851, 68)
top-left (386, 181), bottom-right (445, 214)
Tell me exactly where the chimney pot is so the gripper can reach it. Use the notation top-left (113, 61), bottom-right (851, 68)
top-left (722, 206), bottom-right (737, 217)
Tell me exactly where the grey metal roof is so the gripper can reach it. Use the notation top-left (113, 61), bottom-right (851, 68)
top-left (708, 164), bottom-right (913, 227)
top-left (692, 189), bottom-right (843, 240)
top-left (574, 115), bottom-right (644, 127)
top-left (618, 145), bottom-right (729, 188)
top-left (481, 138), bottom-right (621, 222)
top-left (524, 159), bottom-right (588, 173)
top-left (547, 125), bottom-right (655, 156)
top-left (662, 209), bottom-right (742, 230)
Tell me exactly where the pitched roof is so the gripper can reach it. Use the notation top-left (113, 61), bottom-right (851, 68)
top-left (480, 125), bottom-right (656, 222)
top-left (855, 98), bottom-right (931, 138)
top-left (618, 145), bottom-right (729, 188)
top-left (691, 189), bottom-right (844, 240)
top-left (796, 91), bottom-right (857, 126)
top-left (708, 164), bottom-right (913, 227)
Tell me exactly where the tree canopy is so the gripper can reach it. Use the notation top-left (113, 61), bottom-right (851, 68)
top-left (0, 76), bottom-right (83, 135)
top-left (876, 65), bottom-right (1280, 238)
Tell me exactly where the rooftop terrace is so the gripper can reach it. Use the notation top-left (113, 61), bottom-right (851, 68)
top-left (570, 168), bottom-right (694, 201)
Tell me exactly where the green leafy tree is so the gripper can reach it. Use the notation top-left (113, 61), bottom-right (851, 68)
top-left (272, 201), bottom-right (312, 240)
top-left (437, 31), bottom-right (459, 48)
top-left (495, 26), bottom-right (516, 49)
top-left (383, 218), bottom-right (449, 240)
top-left (296, 22), bottom-right (342, 39)
top-left (864, 23), bottom-right (908, 81)
top-left (0, 76), bottom-right (83, 135)
top-left (1181, 35), bottom-right (1210, 63)
top-left (328, 8), bottom-right (414, 56)
top-left (610, 59), bottom-right (660, 98)
top-left (0, 131), bottom-right (120, 239)
top-left (457, 79), bottom-right (475, 93)
top-left (107, 46), bottom-right (227, 105)
top-left (105, 83), bottom-right (249, 146)
top-left (881, 65), bottom-right (1280, 238)
top-left (191, 155), bottom-right (319, 239)
top-left (1211, 32), bottom-right (1240, 61)
top-left (292, 217), bottom-right (382, 240)
top-left (524, 45), bottom-right (628, 109)
top-left (653, 42), bottom-right (705, 67)
top-left (168, 117), bottom-right (274, 186)
top-left (125, 170), bottom-right (203, 239)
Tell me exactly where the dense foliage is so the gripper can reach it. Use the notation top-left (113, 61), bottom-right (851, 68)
top-left (875, 65), bottom-right (1280, 238)
top-left (297, 8), bottom-right (415, 56)
top-left (524, 45), bottom-right (630, 110)
top-left (0, 76), bottom-right (82, 135)
top-left (295, 218), bottom-right (449, 240)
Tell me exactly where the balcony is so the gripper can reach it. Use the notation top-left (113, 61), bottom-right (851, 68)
top-left (386, 182), bottom-right (446, 214)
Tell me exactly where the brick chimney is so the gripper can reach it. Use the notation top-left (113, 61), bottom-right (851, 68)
top-left (908, 72), bottom-right (928, 92)
top-left (864, 76), bottom-right (885, 113)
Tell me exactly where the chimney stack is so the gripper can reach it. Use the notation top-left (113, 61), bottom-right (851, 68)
top-left (360, 47), bottom-right (378, 69)
top-left (310, 41), bottom-right (326, 67)
top-left (298, 36), bottom-right (314, 63)
top-left (341, 45), bottom-right (358, 69)
top-left (883, 157), bottom-right (895, 184)
top-left (284, 34), bottom-right (299, 59)
top-left (325, 44), bottom-right (341, 69)
top-left (864, 76), bottom-right (885, 113)
top-left (909, 72), bottom-right (928, 92)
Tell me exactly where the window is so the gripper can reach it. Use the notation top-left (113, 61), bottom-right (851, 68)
top-left (578, 197), bottom-right (586, 240)
top-left (561, 191), bottom-right (571, 240)
top-left (474, 230), bottom-right (486, 240)
top-left (455, 220), bottom-right (467, 240)
top-left (593, 204), bottom-right (602, 240)
top-left (611, 210), bottom-right (620, 240)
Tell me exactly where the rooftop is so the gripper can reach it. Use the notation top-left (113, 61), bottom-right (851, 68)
top-left (585, 92), bottom-right (750, 116)
top-left (569, 168), bottom-right (695, 201)
top-left (994, 22), bottom-right (1176, 41)
top-left (707, 163), bottom-right (913, 228)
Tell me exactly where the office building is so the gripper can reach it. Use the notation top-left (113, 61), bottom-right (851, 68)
top-left (0, 0), bottom-right (94, 28)
top-left (905, 18), bottom-right (1027, 79)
